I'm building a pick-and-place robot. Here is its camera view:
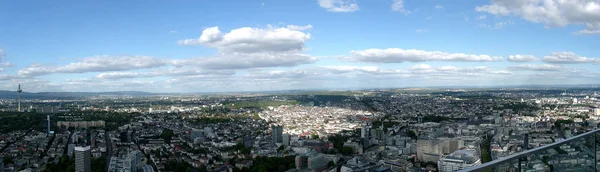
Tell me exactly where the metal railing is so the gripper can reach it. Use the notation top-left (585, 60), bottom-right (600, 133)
top-left (459, 128), bottom-right (600, 172)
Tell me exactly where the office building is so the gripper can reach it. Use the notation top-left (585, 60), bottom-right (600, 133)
top-left (68, 144), bottom-right (75, 157)
top-left (417, 138), bottom-right (464, 162)
top-left (142, 164), bottom-right (154, 172)
top-left (361, 124), bottom-right (371, 148)
top-left (46, 115), bottom-right (53, 134)
top-left (296, 152), bottom-right (327, 171)
top-left (75, 146), bottom-right (91, 172)
top-left (272, 125), bottom-right (283, 144)
top-left (108, 150), bottom-right (143, 172)
top-left (282, 134), bottom-right (290, 146)
top-left (437, 148), bottom-right (482, 172)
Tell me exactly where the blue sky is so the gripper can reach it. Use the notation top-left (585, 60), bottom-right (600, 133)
top-left (1, 0), bottom-right (599, 92)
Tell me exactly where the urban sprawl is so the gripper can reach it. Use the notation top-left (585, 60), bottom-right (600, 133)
top-left (1, 88), bottom-right (600, 172)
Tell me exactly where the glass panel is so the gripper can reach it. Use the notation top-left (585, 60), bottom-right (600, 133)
top-left (464, 131), bottom-right (600, 172)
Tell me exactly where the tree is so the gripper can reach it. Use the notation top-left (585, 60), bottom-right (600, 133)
top-left (277, 145), bottom-right (285, 152)
top-left (328, 134), bottom-right (349, 150)
top-left (340, 146), bottom-right (353, 155)
top-left (407, 130), bottom-right (417, 140)
top-left (328, 161), bottom-right (335, 167)
top-left (311, 133), bottom-right (319, 139)
top-left (161, 129), bottom-right (174, 144)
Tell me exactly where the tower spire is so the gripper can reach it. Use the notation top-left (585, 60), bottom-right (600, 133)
top-left (17, 84), bottom-right (22, 112)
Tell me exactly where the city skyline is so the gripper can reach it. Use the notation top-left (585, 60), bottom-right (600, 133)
top-left (1, 0), bottom-right (600, 93)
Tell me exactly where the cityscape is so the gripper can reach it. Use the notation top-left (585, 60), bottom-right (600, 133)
top-left (1, 86), bottom-right (600, 172)
top-left (1, 0), bottom-right (600, 172)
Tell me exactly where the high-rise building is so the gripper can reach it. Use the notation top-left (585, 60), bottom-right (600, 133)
top-left (68, 144), bottom-right (75, 157)
top-left (282, 134), bottom-right (290, 146)
top-left (75, 146), bottom-right (91, 172)
top-left (272, 125), bottom-right (283, 144)
top-left (361, 124), bottom-right (371, 148)
top-left (46, 115), bottom-right (52, 134)
top-left (595, 108), bottom-right (600, 116)
top-left (437, 148), bottom-right (481, 172)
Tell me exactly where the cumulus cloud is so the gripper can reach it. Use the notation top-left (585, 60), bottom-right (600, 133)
top-left (175, 52), bottom-right (317, 70)
top-left (176, 25), bottom-right (318, 69)
top-left (476, 15), bottom-right (487, 20)
top-left (178, 26), bottom-right (311, 53)
top-left (346, 48), bottom-right (503, 63)
top-left (475, 0), bottom-right (600, 34)
top-left (248, 70), bottom-right (313, 79)
top-left (508, 64), bottom-right (565, 71)
top-left (317, 0), bottom-right (359, 12)
top-left (96, 68), bottom-right (235, 80)
top-left (287, 25), bottom-right (313, 31)
top-left (392, 0), bottom-right (411, 14)
top-left (18, 55), bottom-right (170, 77)
top-left (508, 54), bottom-right (538, 62)
top-left (435, 5), bottom-right (444, 9)
top-left (409, 64), bottom-right (498, 75)
top-left (542, 52), bottom-right (600, 64)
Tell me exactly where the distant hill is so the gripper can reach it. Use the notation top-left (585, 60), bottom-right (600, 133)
top-left (0, 90), bottom-right (157, 99)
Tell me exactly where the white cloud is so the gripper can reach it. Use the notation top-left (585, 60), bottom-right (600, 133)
top-left (96, 68), bottom-right (235, 80)
top-left (18, 55), bottom-right (170, 77)
top-left (475, 0), bottom-right (600, 34)
top-left (178, 26), bottom-right (311, 53)
top-left (169, 30), bottom-right (178, 34)
top-left (248, 70), bottom-right (313, 79)
top-left (416, 29), bottom-right (428, 33)
top-left (392, 0), bottom-right (411, 14)
top-left (317, 0), bottom-right (359, 12)
top-left (321, 66), bottom-right (381, 74)
top-left (508, 64), bottom-right (566, 71)
top-left (476, 15), bottom-right (487, 20)
top-left (410, 64), bottom-right (497, 75)
top-left (175, 52), bottom-right (317, 70)
top-left (346, 48), bottom-right (503, 63)
top-left (176, 25), bottom-right (317, 69)
top-left (286, 24), bottom-right (313, 31)
top-left (508, 54), bottom-right (538, 62)
top-left (479, 21), bottom-right (509, 29)
top-left (542, 52), bottom-right (600, 64)
top-left (435, 5), bottom-right (444, 9)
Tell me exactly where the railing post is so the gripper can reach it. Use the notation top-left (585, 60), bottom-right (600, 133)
top-left (518, 158), bottom-right (521, 172)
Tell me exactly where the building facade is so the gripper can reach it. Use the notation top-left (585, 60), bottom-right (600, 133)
top-left (75, 146), bottom-right (91, 172)
top-left (272, 125), bottom-right (283, 144)
top-left (437, 148), bottom-right (481, 172)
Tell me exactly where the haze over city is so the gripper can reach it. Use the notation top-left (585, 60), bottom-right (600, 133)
top-left (0, 0), bottom-right (599, 93)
